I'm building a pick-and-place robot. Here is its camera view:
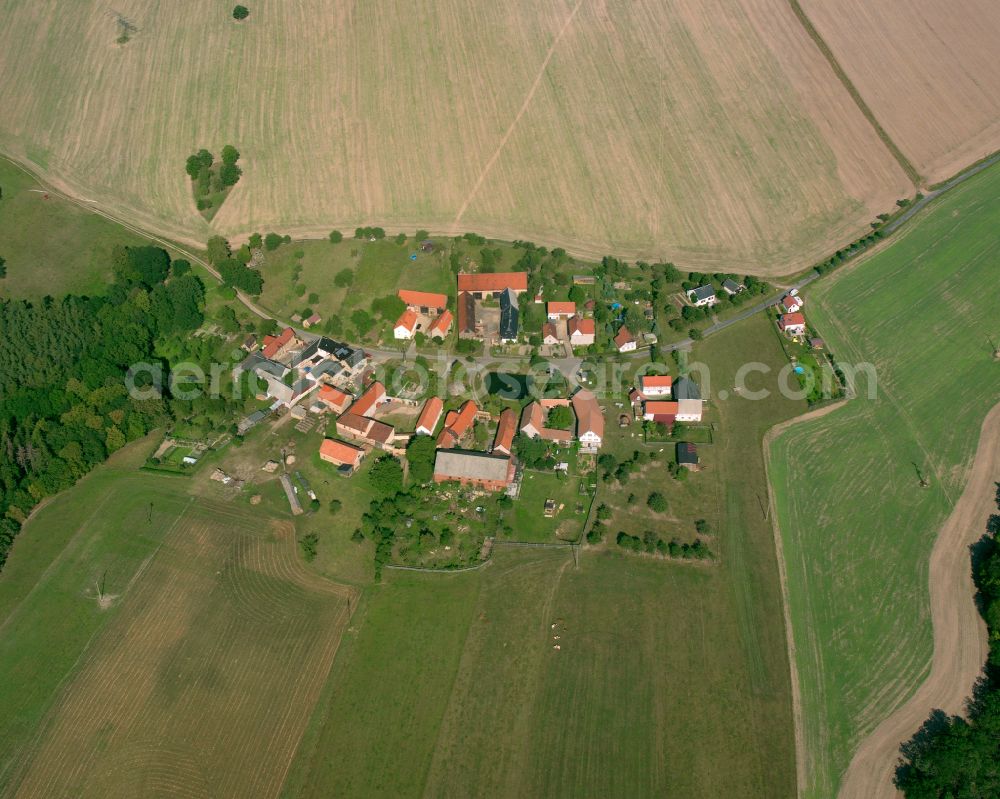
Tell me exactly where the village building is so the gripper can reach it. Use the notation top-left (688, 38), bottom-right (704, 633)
top-left (499, 288), bottom-right (519, 343)
top-left (433, 450), bottom-right (514, 492)
top-left (614, 326), bottom-right (637, 353)
top-left (568, 316), bottom-right (595, 346)
top-left (673, 376), bottom-right (701, 401)
top-left (778, 312), bottom-right (807, 336)
top-left (351, 381), bottom-right (388, 418)
top-left (319, 438), bottom-right (364, 472)
top-left (676, 398), bottom-right (703, 422)
top-left (639, 374), bottom-right (673, 397)
top-left (676, 442), bottom-right (700, 471)
top-left (546, 301), bottom-right (576, 320)
top-left (687, 285), bottom-right (718, 307)
top-left (643, 400), bottom-right (678, 423)
top-left (393, 309), bottom-right (419, 339)
top-left (722, 279), bottom-right (744, 296)
top-left (336, 413), bottom-right (395, 450)
top-left (427, 309), bottom-right (453, 339)
top-left (571, 389), bottom-right (604, 451)
top-left (457, 271), bottom-right (528, 299)
top-left (519, 401), bottom-right (573, 445)
top-left (415, 396), bottom-right (444, 436)
top-left (437, 400), bottom-right (478, 448)
top-left (457, 291), bottom-right (477, 338)
top-left (261, 327), bottom-right (301, 360)
top-left (241, 334), bottom-right (258, 352)
top-left (492, 408), bottom-right (517, 456)
top-left (317, 385), bottom-right (352, 414)
top-left (303, 313), bottom-right (322, 329)
top-left (398, 289), bottom-right (448, 314)
top-left (542, 323), bottom-right (559, 345)
top-left (780, 291), bottom-right (804, 314)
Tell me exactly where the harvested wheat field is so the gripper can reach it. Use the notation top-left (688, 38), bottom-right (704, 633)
top-left (799, 0), bottom-right (1000, 184)
top-left (4, 497), bottom-right (353, 798)
top-left (0, 0), bottom-right (912, 273)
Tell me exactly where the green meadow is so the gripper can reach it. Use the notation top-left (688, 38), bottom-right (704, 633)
top-left (769, 162), bottom-right (1000, 797)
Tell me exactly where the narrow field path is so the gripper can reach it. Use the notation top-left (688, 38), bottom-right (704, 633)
top-left (837, 401), bottom-right (998, 799)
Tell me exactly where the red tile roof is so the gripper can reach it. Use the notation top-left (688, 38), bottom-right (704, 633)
top-left (779, 312), bottom-right (806, 329)
top-left (457, 272), bottom-right (528, 293)
top-left (398, 289), bottom-right (448, 309)
top-left (571, 389), bottom-right (604, 440)
top-left (644, 400), bottom-right (678, 416)
top-left (318, 385), bottom-right (352, 411)
top-left (428, 309), bottom-right (453, 337)
top-left (492, 408), bottom-right (517, 454)
top-left (262, 327), bottom-right (295, 359)
top-left (416, 397), bottom-right (444, 434)
top-left (394, 309), bottom-right (418, 334)
top-left (568, 316), bottom-right (595, 336)
top-left (640, 375), bottom-right (673, 390)
top-left (547, 301), bottom-right (576, 316)
top-left (352, 381), bottom-right (386, 418)
top-left (542, 322), bottom-right (558, 341)
top-left (449, 400), bottom-right (477, 438)
top-left (614, 326), bottom-right (635, 349)
top-left (319, 438), bottom-right (363, 466)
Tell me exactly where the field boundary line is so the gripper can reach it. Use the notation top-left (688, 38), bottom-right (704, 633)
top-left (784, 0), bottom-right (921, 187)
top-left (763, 399), bottom-right (849, 798)
top-left (451, 0), bottom-right (584, 228)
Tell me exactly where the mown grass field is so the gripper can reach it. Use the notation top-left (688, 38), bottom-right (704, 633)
top-left (0, 0), bottom-right (910, 273)
top-left (0, 157), bottom-right (149, 299)
top-left (769, 162), bottom-right (1000, 797)
top-left (0, 439), bottom-right (354, 797)
top-left (284, 311), bottom-right (806, 798)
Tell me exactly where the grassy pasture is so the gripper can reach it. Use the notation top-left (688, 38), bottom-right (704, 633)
top-left (769, 162), bottom-right (1000, 797)
top-left (0, 157), bottom-right (149, 299)
top-left (0, 439), bottom-right (354, 797)
top-left (0, 0), bottom-right (909, 273)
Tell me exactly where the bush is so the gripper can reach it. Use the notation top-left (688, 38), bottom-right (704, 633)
top-left (298, 532), bottom-right (319, 562)
top-left (394, 232), bottom-right (407, 245)
top-left (334, 268), bottom-right (354, 287)
top-left (647, 492), bottom-right (668, 513)
top-left (329, 230), bottom-right (343, 244)
top-left (232, 5), bottom-right (250, 20)
top-left (586, 526), bottom-right (604, 545)
top-left (264, 232), bottom-right (283, 251)
top-left (171, 259), bottom-right (191, 277)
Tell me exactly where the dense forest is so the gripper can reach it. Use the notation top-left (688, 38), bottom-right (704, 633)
top-left (895, 489), bottom-right (1000, 797)
top-left (0, 245), bottom-right (205, 567)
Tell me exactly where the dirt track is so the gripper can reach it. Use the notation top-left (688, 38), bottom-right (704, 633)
top-left (837, 402), bottom-right (999, 799)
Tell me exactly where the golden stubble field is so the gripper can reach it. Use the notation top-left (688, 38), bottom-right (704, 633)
top-left (0, 0), bottom-right (916, 274)
top-left (4, 499), bottom-right (353, 799)
top-left (800, 0), bottom-right (1000, 184)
